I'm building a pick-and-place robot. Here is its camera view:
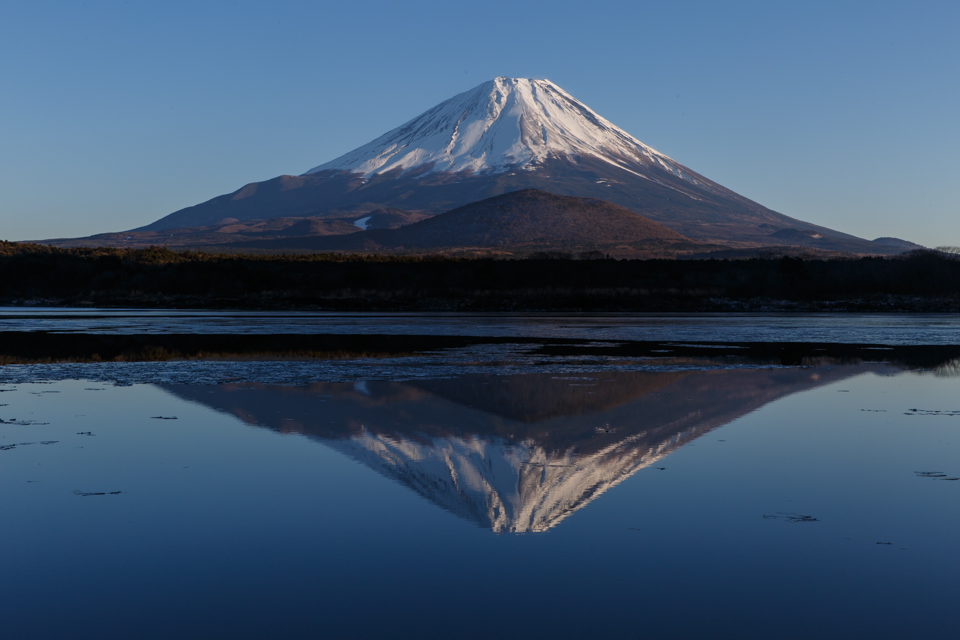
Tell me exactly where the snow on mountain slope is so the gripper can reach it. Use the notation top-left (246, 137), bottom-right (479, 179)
top-left (306, 77), bottom-right (711, 192)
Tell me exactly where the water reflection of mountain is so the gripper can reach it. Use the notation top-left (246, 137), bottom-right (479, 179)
top-left (163, 365), bottom-right (878, 532)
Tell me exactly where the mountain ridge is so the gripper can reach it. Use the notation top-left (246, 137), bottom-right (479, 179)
top-left (223, 189), bottom-right (695, 253)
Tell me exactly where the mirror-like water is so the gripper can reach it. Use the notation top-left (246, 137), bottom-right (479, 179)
top-left (1, 312), bottom-right (959, 638)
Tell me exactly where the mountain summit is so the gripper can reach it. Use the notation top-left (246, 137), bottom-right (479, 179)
top-left (307, 76), bottom-right (709, 191)
top-left (131, 77), bottom-right (912, 253)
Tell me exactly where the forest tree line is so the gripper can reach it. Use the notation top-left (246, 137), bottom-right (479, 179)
top-left (1, 242), bottom-right (958, 311)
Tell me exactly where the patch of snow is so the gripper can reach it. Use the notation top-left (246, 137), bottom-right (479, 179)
top-left (353, 216), bottom-right (372, 230)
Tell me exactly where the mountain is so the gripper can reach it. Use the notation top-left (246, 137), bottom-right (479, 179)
top-left (130, 76), bottom-right (914, 254)
top-left (226, 189), bottom-right (694, 253)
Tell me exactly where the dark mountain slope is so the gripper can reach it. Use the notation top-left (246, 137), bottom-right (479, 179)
top-left (226, 189), bottom-right (693, 252)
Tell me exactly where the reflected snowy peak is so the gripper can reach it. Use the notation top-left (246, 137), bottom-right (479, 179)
top-left (163, 366), bottom-right (882, 532)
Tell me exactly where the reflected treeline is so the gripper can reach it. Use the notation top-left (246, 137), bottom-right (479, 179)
top-left (2, 331), bottom-right (960, 371)
top-left (162, 365), bottom-right (884, 533)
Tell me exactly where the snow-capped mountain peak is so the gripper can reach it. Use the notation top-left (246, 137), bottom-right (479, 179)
top-left (305, 76), bottom-right (696, 183)
top-left (142, 76), bottom-right (894, 251)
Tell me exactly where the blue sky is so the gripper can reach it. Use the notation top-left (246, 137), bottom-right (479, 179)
top-left (1, 0), bottom-right (957, 246)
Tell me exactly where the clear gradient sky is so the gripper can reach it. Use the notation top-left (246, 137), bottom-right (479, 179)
top-left (1, 0), bottom-right (957, 246)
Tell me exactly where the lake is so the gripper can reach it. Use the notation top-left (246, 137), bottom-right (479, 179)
top-left (1, 310), bottom-right (959, 638)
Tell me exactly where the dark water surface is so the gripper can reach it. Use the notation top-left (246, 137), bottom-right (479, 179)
top-left (2, 311), bottom-right (959, 638)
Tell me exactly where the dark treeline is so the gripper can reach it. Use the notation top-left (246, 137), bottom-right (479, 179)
top-left (1, 242), bottom-right (959, 310)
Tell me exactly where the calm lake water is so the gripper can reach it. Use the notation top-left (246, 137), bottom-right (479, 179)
top-left (2, 311), bottom-right (959, 638)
